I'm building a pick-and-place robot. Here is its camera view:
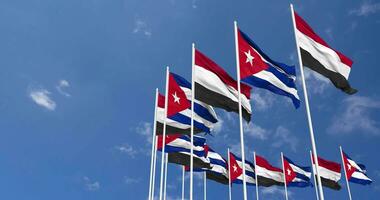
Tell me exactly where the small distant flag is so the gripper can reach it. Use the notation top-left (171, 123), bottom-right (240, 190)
top-left (157, 134), bottom-right (211, 169)
top-left (312, 156), bottom-right (342, 190)
top-left (342, 151), bottom-right (372, 185)
top-left (255, 154), bottom-right (284, 187)
top-left (229, 152), bottom-right (256, 185)
top-left (283, 156), bottom-right (312, 187)
top-left (156, 73), bottom-right (218, 135)
top-left (236, 27), bottom-right (300, 108)
top-left (194, 49), bottom-right (252, 122)
top-left (293, 11), bottom-right (357, 94)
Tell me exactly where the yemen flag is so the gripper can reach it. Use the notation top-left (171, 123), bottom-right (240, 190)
top-left (313, 156), bottom-right (342, 190)
top-left (194, 49), bottom-right (252, 122)
top-left (293, 11), bottom-right (357, 94)
top-left (255, 154), bottom-right (284, 187)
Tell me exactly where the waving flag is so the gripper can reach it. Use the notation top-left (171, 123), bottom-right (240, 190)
top-left (342, 151), bottom-right (372, 185)
top-left (156, 73), bottom-right (218, 135)
top-left (255, 154), bottom-right (284, 187)
top-left (229, 152), bottom-right (256, 185)
top-left (237, 28), bottom-right (300, 108)
top-left (312, 156), bottom-right (342, 190)
top-left (294, 11), bottom-right (357, 94)
top-left (194, 49), bottom-right (252, 122)
top-left (283, 156), bottom-right (312, 187)
top-left (157, 134), bottom-right (211, 169)
top-left (186, 147), bottom-right (229, 185)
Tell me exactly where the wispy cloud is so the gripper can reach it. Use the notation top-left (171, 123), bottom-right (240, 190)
top-left (349, 1), bottom-right (380, 16)
top-left (244, 123), bottom-right (269, 140)
top-left (136, 122), bottom-right (153, 143)
top-left (83, 176), bottom-right (100, 191)
top-left (251, 90), bottom-right (275, 111)
top-left (114, 143), bottom-right (138, 158)
top-left (328, 96), bottom-right (380, 135)
top-left (56, 79), bottom-right (71, 97)
top-left (133, 19), bottom-right (152, 37)
top-left (272, 126), bottom-right (299, 152)
top-left (124, 177), bottom-right (141, 184)
top-left (29, 88), bottom-right (56, 111)
top-left (324, 27), bottom-right (333, 40)
top-left (303, 67), bottom-right (330, 94)
top-left (261, 186), bottom-right (292, 198)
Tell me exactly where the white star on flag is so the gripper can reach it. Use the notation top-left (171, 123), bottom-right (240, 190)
top-left (347, 163), bottom-right (351, 170)
top-left (172, 92), bottom-right (180, 104)
top-left (287, 168), bottom-right (291, 175)
top-left (244, 50), bottom-right (254, 66)
top-left (233, 164), bottom-right (237, 172)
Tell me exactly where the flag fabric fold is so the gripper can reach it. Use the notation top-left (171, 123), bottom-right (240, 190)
top-left (237, 28), bottom-right (300, 108)
top-left (294, 11), bottom-right (357, 94)
top-left (157, 134), bottom-right (211, 169)
top-left (283, 156), bottom-right (312, 187)
top-left (312, 156), bottom-right (342, 190)
top-left (342, 151), bottom-right (372, 185)
top-left (194, 49), bottom-right (252, 122)
top-left (255, 154), bottom-right (284, 187)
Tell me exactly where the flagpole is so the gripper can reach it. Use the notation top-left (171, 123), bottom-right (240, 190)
top-left (151, 134), bottom-right (158, 200)
top-left (234, 20), bottom-right (248, 200)
top-left (163, 153), bottom-right (168, 200)
top-left (204, 171), bottom-right (207, 200)
top-left (340, 146), bottom-right (353, 200)
top-left (281, 152), bottom-right (289, 200)
top-left (149, 88), bottom-right (159, 200)
top-left (190, 43), bottom-right (196, 200)
top-left (182, 166), bottom-right (185, 200)
top-left (310, 150), bottom-right (320, 200)
top-left (290, 4), bottom-right (325, 200)
top-left (159, 67), bottom-right (170, 200)
top-left (253, 151), bottom-right (259, 200)
top-left (228, 148), bottom-right (232, 200)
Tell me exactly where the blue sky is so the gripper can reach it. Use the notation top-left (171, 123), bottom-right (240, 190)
top-left (0, 0), bottom-right (379, 199)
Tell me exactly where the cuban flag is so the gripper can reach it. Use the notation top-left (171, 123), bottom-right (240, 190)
top-left (229, 152), bottom-right (256, 185)
top-left (283, 156), bottom-right (312, 187)
top-left (236, 27), bottom-right (300, 108)
top-left (342, 151), bottom-right (372, 185)
top-left (157, 134), bottom-right (211, 169)
top-left (156, 72), bottom-right (218, 135)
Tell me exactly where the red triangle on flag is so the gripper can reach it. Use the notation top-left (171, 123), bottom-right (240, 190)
top-left (283, 158), bottom-right (297, 185)
top-left (342, 153), bottom-right (355, 179)
top-left (228, 152), bottom-right (243, 182)
top-left (167, 73), bottom-right (191, 117)
top-left (156, 134), bottom-right (182, 150)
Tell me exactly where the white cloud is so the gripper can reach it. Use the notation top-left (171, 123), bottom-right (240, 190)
top-left (272, 126), bottom-right (299, 152)
top-left (303, 67), bottom-right (330, 94)
top-left (133, 19), bottom-right (152, 37)
top-left (191, 0), bottom-right (198, 8)
top-left (136, 122), bottom-right (153, 143)
top-left (251, 90), bottom-right (275, 111)
top-left (328, 96), bottom-right (380, 135)
top-left (83, 176), bottom-right (100, 191)
top-left (212, 117), bottom-right (223, 135)
top-left (325, 27), bottom-right (333, 40)
top-left (115, 143), bottom-right (138, 158)
top-left (350, 1), bottom-right (380, 16)
top-left (124, 177), bottom-right (141, 184)
top-left (261, 186), bottom-right (292, 198)
top-left (29, 88), bottom-right (56, 111)
top-left (244, 123), bottom-right (269, 140)
top-left (56, 79), bottom-right (71, 97)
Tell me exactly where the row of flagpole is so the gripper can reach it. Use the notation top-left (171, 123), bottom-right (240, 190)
top-left (145, 4), bottom-right (352, 200)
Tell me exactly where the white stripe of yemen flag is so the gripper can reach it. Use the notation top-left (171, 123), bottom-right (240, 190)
top-left (194, 49), bottom-right (252, 122)
top-left (255, 154), bottom-right (284, 187)
top-left (313, 156), bottom-right (342, 190)
top-left (294, 11), bottom-right (357, 94)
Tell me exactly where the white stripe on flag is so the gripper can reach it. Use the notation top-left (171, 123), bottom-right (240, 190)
top-left (313, 165), bottom-right (341, 182)
top-left (256, 165), bottom-right (284, 183)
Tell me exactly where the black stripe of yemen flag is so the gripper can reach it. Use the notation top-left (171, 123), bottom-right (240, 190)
top-left (168, 152), bottom-right (211, 169)
top-left (313, 156), bottom-right (342, 190)
top-left (295, 11), bottom-right (357, 95)
top-left (194, 49), bottom-right (252, 122)
top-left (206, 172), bottom-right (229, 185)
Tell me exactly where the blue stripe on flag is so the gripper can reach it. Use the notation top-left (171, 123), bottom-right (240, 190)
top-left (169, 113), bottom-right (211, 133)
top-left (349, 176), bottom-right (372, 185)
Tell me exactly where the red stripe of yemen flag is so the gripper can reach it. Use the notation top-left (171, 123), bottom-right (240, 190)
top-left (294, 11), bottom-right (357, 95)
top-left (255, 155), bottom-right (284, 187)
top-left (312, 156), bottom-right (342, 190)
top-left (194, 49), bottom-right (252, 122)
top-left (228, 152), bottom-right (243, 182)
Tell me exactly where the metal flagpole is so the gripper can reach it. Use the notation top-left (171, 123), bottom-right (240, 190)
top-left (290, 4), bottom-right (325, 200)
top-left (148, 89), bottom-right (159, 200)
top-left (310, 150), bottom-right (320, 200)
top-left (182, 166), bottom-right (185, 200)
top-left (159, 67), bottom-right (170, 200)
top-left (190, 43), bottom-right (196, 200)
top-left (281, 152), bottom-right (289, 200)
top-left (228, 148), bottom-right (232, 200)
top-left (233, 20), bottom-right (248, 200)
top-left (340, 146), bottom-right (353, 200)
top-left (204, 171), bottom-right (207, 200)
top-left (163, 153), bottom-right (168, 200)
top-left (151, 134), bottom-right (158, 200)
top-left (253, 152), bottom-right (259, 200)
